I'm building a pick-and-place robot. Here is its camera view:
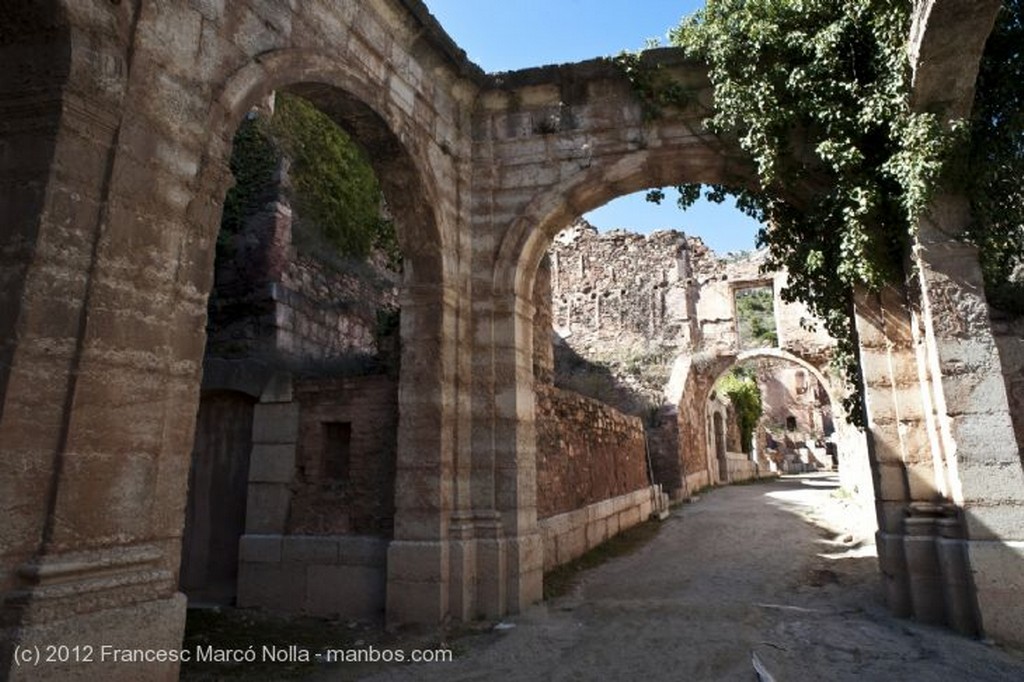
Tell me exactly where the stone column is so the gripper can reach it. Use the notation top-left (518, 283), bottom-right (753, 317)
top-left (0, 4), bottom-right (228, 678)
top-left (912, 196), bottom-right (1024, 644)
top-left (492, 294), bottom-right (544, 615)
top-left (386, 283), bottom-right (457, 625)
top-left (854, 285), bottom-right (920, 618)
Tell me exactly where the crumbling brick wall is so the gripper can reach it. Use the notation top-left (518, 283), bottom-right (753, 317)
top-left (535, 383), bottom-right (650, 518)
top-left (288, 375), bottom-right (398, 537)
top-left (207, 189), bottom-right (399, 369)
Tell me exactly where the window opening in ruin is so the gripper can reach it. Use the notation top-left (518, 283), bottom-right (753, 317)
top-left (734, 285), bottom-right (778, 349)
top-left (786, 415), bottom-right (797, 431)
top-left (323, 421), bottom-right (353, 480)
top-left (794, 370), bottom-right (807, 394)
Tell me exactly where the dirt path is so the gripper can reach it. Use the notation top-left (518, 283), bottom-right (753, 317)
top-left (348, 474), bottom-right (1024, 682)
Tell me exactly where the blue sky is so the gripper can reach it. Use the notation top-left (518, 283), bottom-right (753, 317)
top-left (424, 0), bottom-right (763, 254)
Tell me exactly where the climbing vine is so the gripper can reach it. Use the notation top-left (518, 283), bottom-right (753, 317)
top-left (963, 0), bottom-right (1024, 314)
top-left (716, 367), bottom-right (763, 454)
top-left (628, 0), bottom-right (990, 425)
top-left (611, 50), bottom-right (693, 120)
top-left (221, 92), bottom-right (398, 266)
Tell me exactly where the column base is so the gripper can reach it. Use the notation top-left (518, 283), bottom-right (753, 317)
top-left (2, 593), bottom-right (186, 681)
top-left (966, 539), bottom-right (1024, 645)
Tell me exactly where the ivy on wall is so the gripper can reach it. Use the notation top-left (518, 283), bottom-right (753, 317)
top-left (963, 0), bottom-right (1024, 314)
top-left (715, 367), bottom-right (763, 454)
top-left (616, 0), bottom-right (1024, 424)
top-left (220, 92), bottom-right (399, 267)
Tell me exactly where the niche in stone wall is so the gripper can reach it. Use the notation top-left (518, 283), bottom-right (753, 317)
top-left (323, 421), bottom-right (353, 481)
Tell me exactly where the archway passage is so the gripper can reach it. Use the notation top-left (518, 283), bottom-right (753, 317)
top-left (179, 90), bottom-right (408, 620)
top-left (0, 3), bottom-right (463, 679)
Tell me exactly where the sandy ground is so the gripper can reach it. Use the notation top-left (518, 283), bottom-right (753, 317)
top-left (337, 474), bottom-right (1024, 682)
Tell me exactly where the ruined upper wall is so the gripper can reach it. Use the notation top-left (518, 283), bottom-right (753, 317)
top-left (546, 219), bottom-right (836, 374)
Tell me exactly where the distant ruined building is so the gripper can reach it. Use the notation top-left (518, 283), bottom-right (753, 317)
top-left (538, 219), bottom-right (864, 494)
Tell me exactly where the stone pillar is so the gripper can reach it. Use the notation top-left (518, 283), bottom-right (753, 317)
top-left (0, 4), bottom-right (225, 678)
top-left (912, 196), bottom-right (1024, 644)
top-left (492, 294), bottom-right (544, 615)
top-left (854, 286), bottom-right (917, 618)
top-left (936, 512), bottom-right (978, 636)
top-left (904, 504), bottom-right (946, 625)
top-left (533, 256), bottom-right (555, 385)
top-left (236, 375), bottom-right (300, 609)
top-left (386, 284), bottom-right (457, 625)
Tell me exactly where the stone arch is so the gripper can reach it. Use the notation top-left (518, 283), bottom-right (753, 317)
top-left (685, 347), bottom-right (869, 494)
top-left (206, 47), bottom-right (447, 281)
top-left (197, 48), bottom-right (459, 626)
top-left (718, 348), bottom-right (842, 411)
top-left (2, 4), bottom-right (470, 673)
top-left (495, 140), bottom-right (755, 302)
top-left (481, 93), bottom-right (764, 609)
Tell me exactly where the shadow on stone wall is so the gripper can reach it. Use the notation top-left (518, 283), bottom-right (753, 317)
top-left (552, 336), bottom-right (663, 425)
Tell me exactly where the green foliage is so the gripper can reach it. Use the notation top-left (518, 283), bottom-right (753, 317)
top-left (642, 0), bottom-right (979, 425)
top-left (220, 93), bottom-right (399, 266)
top-left (716, 367), bottom-right (763, 454)
top-left (219, 114), bottom-right (280, 251)
top-left (269, 93), bottom-right (398, 264)
top-left (611, 50), bottom-right (693, 120)
top-left (963, 1), bottom-right (1024, 313)
top-left (735, 286), bottom-right (778, 348)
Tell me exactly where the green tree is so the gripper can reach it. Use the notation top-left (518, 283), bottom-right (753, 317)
top-left (716, 367), bottom-right (763, 454)
top-left (220, 93), bottom-right (399, 266)
top-left (627, 0), bottom-right (1023, 423)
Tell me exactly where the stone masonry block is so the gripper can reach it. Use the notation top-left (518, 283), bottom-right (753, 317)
top-left (252, 402), bottom-right (299, 444)
top-left (245, 483), bottom-right (290, 534)
top-left (237, 562), bottom-right (306, 612)
top-left (962, 501), bottom-right (1024, 541)
top-left (617, 506), bottom-right (641, 531)
top-left (248, 443), bottom-right (296, 484)
top-left (386, 540), bottom-right (448, 583)
top-left (337, 536), bottom-right (389, 567)
top-left (306, 565), bottom-right (386, 620)
top-left (283, 535), bottom-right (339, 564)
top-left (967, 539), bottom-right (1024, 645)
top-left (238, 534), bottom-right (283, 564)
top-left (585, 518), bottom-right (608, 548)
top-left (557, 527), bottom-right (586, 566)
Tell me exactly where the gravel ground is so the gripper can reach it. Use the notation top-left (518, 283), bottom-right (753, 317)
top-left (343, 473), bottom-right (1024, 682)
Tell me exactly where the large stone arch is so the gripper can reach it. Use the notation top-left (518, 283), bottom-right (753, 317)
top-left (203, 50), bottom-right (462, 626)
top-left (471, 54), bottom-right (761, 617)
top-left (207, 47), bottom-right (448, 280)
top-left (0, 2), bottom-right (476, 679)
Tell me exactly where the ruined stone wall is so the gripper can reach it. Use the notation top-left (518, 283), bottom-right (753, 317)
top-left (535, 383), bottom-right (650, 519)
top-left (690, 246), bottom-right (833, 361)
top-left (550, 221), bottom-right (697, 359)
top-left (207, 191), bottom-right (399, 370)
top-left (757, 363), bottom-right (833, 436)
top-left (545, 219), bottom-right (841, 498)
top-left (289, 375), bottom-right (398, 537)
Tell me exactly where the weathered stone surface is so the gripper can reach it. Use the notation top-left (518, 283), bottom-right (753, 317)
top-left (534, 383), bottom-right (648, 518)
